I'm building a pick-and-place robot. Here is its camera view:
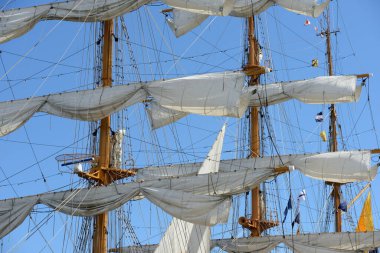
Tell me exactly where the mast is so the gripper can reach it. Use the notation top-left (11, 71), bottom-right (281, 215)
top-left (93, 19), bottom-right (113, 253)
top-left (249, 16), bottom-right (261, 237)
top-left (324, 6), bottom-right (341, 232)
top-left (239, 16), bottom-right (278, 237)
top-left (75, 19), bottom-right (136, 252)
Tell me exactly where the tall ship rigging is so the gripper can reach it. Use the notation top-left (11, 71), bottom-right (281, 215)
top-left (0, 0), bottom-right (379, 252)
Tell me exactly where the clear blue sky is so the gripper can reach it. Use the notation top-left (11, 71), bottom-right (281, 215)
top-left (0, 0), bottom-right (379, 252)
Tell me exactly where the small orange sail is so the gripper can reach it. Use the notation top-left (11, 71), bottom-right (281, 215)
top-left (356, 192), bottom-right (374, 232)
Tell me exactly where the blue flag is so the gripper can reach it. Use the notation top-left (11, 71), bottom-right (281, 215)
top-left (338, 201), bottom-right (348, 212)
top-left (315, 112), bottom-right (324, 122)
top-left (282, 195), bottom-right (292, 223)
top-left (292, 213), bottom-right (300, 228)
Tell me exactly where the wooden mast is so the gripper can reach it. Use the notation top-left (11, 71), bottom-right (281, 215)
top-left (324, 6), bottom-right (341, 232)
top-left (93, 19), bottom-right (113, 253)
top-left (79, 19), bottom-right (136, 253)
top-left (248, 16), bottom-right (261, 237)
top-left (239, 16), bottom-right (278, 237)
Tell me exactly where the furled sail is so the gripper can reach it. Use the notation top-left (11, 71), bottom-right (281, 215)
top-left (111, 231), bottom-right (380, 252)
top-left (214, 231), bottom-right (380, 252)
top-left (148, 75), bottom-right (360, 128)
top-left (0, 83), bottom-right (146, 136)
top-left (0, 166), bottom-right (270, 238)
top-left (292, 150), bottom-right (376, 183)
top-left (166, 0), bottom-right (330, 37)
top-left (0, 71), bottom-right (244, 136)
top-left (248, 75), bottom-right (360, 106)
top-left (0, 0), bottom-right (151, 43)
top-left (138, 151), bottom-right (377, 184)
top-left (0, 0), bottom-right (330, 42)
top-left (0, 72), bottom-right (361, 136)
top-left (2, 149), bottom-right (374, 242)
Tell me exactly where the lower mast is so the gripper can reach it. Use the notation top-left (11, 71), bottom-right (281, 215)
top-left (73, 19), bottom-right (135, 253)
top-left (239, 15), bottom-right (278, 237)
top-left (249, 16), bottom-right (261, 237)
top-left (324, 6), bottom-right (341, 232)
top-left (93, 19), bottom-right (113, 253)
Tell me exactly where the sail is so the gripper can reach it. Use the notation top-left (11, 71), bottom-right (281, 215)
top-left (356, 192), bottom-right (374, 232)
top-left (291, 150), bottom-right (376, 183)
top-left (0, 0), bottom-right (151, 43)
top-left (148, 75), bottom-right (360, 128)
top-left (154, 218), bottom-right (210, 253)
top-left (147, 101), bottom-right (189, 129)
top-left (214, 232), bottom-right (380, 252)
top-left (248, 75), bottom-right (360, 106)
top-left (112, 231), bottom-right (380, 252)
top-left (166, 0), bottom-right (330, 37)
top-left (1, 163), bottom-right (275, 238)
top-left (0, 73), bottom-right (360, 136)
top-left (0, 0), bottom-right (330, 42)
top-left (198, 124), bottom-right (226, 174)
top-left (154, 124), bottom-right (225, 253)
top-left (137, 151), bottom-right (376, 184)
top-left (0, 71), bottom-right (244, 136)
top-left (0, 83), bottom-right (145, 136)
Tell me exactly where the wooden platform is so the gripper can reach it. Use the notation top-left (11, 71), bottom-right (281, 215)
top-left (76, 167), bottom-right (137, 183)
top-left (239, 216), bottom-right (279, 237)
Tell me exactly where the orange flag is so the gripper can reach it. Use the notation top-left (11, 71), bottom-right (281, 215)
top-left (356, 192), bottom-right (374, 232)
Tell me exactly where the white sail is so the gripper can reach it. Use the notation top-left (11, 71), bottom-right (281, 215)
top-left (154, 124), bottom-right (226, 253)
top-left (138, 151), bottom-right (376, 184)
top-left (154, 218), bottom-right (210, 253)
top-left (166, 0), bottom-right (330, 37)
top-left (166, 9), bottom-right (209, 38)
top-left (0, 0), bottom-right (329, 42)
top-left (0, 129), bottom-right (249, 238)
top-left (147, 71), bottom-right (247, 118)
top-left (214, 231), bottom-right (380, 252)
top-left (0, 0), bottom-right (150, 43)
top-left (248, 75), bottom-right (360, 106)
top-left (198, 124), bottom-right (226, 174)
top-left (0, 180), bottom-right (231, 238)
top-left (0, 71), bottom-right (244, 136)
top-left (147, 101), bottom-right (189, 129)
top-left (1, 156), bottom-right (268, 239)
top-left (163, 0), bottom-right (235, 16)
top-left (154, 124), bottom-right (225, 253)
top-left (292, 150), bottom-right (377, 183)
top-left (148, 75), bottom-right (360, 128)
top-left (0, 73), bottom-right (360, 136)
top-left (0, 83), bottom-right (145, 136)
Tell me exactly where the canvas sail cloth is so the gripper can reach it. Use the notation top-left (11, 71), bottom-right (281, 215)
top-left (111, 231), bottom-right (380, 252)
top-left (166, 0), bottom-right (330, 37)
top-left (214, 231), bottom-right (380, 252)
top-left (0, 163), bottom-right (269, 238)
top-left (0, 71), bottom-right (244, 136)
top-left (0, 0), bottom-right (329, 43)
top-left (0, 72), bottom-right (359, 136)
top-left (154, 124), bottom-right (225, 253)
top-left (138, 151), bottom-right (377, 184)
top-left (0, 0), bottom-right (151, 43)
top-left (148, 74), bottom-right (360, 128)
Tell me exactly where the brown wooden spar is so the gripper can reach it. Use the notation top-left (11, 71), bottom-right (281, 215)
top-left (72, 20), bottom-right (136, 253)
top-left (239, 16), bottom-right (278, 237)
top-left (323, 6), bottom-right (341, 232)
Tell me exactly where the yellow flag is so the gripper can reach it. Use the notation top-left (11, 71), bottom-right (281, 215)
top-left (356, 192), bottom-right (374, 232)
top-left (320, 131), bottom-right (327, 142)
